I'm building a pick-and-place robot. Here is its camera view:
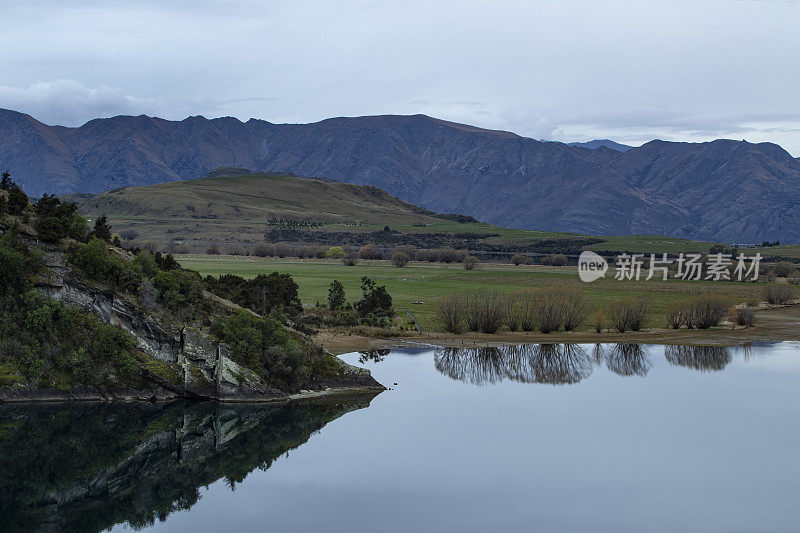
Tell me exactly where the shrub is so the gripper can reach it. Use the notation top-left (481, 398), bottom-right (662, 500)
top-left (224, 244), bottom-right (245, 256)
top-left (326, 246), bottom-right (345, 259)
top-left (342, 252), bottom-right (359, 266)
top-left (328, 280), bottom-right (346, 310)
top-left (591, 309), bottom-right (605, 333)
top-left (296, 245), bottom-right (315, 259)
top-left (771, 261), bottom-right (797, 278)
top-left (666, 303), bottom-right (687, 329)
top-left (273, 242), bottom-right (293, 257)
top-left (534, 288), bottom-right (565, 333)
top-left (392, 252), bottom-right (410, 267)
top-left (463, 293), bottom-right (481, 332)
top-left (561, 288), bottom-right (589, 331)
top-left (69, 238), bottom-right (116, 281)
top-left (734, 306), bottom-right (756, 327)
top-left (438, 295), bottom-right (463, 333)
top-left (436, 247), bottom-right (466, 263)
top-left (762, 282), bottom-right (795, 304)
top-left (358, 244), bottom-right (382, 260)
top-left (7, 184), bottom-right (28, 216)
top-left (609, 297), bottom-right (649, 332)
top-left (133, 251), bottom-right (159, 278)
top-left (119, 229), bottom-right (139, 241)
top-left (91, 214), bottom-right (112, 242)
top-left (503, 294), bottom-right (522, 331)
top-left (463, 255), bottom-right (479, 271)
top-left (470, 290), bottom-right (505, 334)
top-left (688, 294), bottom-right (731, 329)
top-left (33, 194), bottom-right (87, 243)
top-left (252, 242), bottom-right (270, 257)
top-left (511, 254), bottom-right (528, 266)
top-left (354, 276), bottom-right (393, 317)
top-left (154, 269), bottom-right (204, 313)
top-left (540, 254), bottom-right (568, 266)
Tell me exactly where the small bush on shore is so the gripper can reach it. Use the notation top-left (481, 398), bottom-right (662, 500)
top-left (762, 282), bottom-right (795, 304)
top-left (734, 306), bottom-right (756, 327)
top-left (609, 297), bottom-right (649, 332)
top-left (438, 295), bottom-right (463, 333)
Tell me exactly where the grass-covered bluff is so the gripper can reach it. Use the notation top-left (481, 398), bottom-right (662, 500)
top-left (0, 173), bottom-right (380, 399)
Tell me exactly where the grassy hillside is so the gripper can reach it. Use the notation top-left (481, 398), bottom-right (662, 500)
top-left (75, 172), bottom-right (461, 246)
top-left (74, 170), bottom-right (800, 260)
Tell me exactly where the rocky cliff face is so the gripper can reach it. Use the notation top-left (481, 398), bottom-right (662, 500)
top-left (0, 238), bottom-right (382, 403)
top-left (3, 109), bottom-right (800, 242)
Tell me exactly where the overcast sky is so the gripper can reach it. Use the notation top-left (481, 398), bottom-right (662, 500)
top-left (1, 0), bottom-right (799, 155)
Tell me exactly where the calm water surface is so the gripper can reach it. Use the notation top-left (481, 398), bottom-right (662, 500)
top-left (1, 342), bottom-right (798, 532)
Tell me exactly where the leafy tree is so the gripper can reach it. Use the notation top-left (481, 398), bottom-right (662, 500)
top-left (69, 238), bottom-right (115, 280)
top-left (391, 251), bottom-right (410, 267)
top-left (92, 214), bottom-right (112, 242)
top-left (7, 184), bottom-right (28, 216)
top-left (34, 194), bottom-right (86, 243)
top-left (328, 280), bottom-right (346, 310)
top-left (245, 273), bottom-right (302, 315)
top-left (153, 269), bottom-right (204, 313)
top-left (354, 276), bottom-right (393, 317)
top-left (325, 246), bottom-right (345, 259)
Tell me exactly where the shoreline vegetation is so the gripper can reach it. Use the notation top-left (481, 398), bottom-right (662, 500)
top-left (178, 254), bottom-right (800, 350)
top-left (0, 174), bottom-right (383, 404)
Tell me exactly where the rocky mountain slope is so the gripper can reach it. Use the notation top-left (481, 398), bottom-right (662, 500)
top-left (3, 108), bottom-right (800, 242)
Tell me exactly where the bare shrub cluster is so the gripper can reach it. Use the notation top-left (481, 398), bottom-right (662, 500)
top-left (608, 297), bottom-right (649, 332)
top-left (437, 287), bottom-right (588, 334)
top-left (734, 306), bottom-right (755, 327)
top-left (667, 294), bottom-right (731, 329)
top-left (540, 254), bottom-right (568, 266)
top-left (761, 282), bottom-right (796, 304)
top-left (770, 261), bottom-right (798, 278)
top-left (511, 254), bottom-right (533, 266)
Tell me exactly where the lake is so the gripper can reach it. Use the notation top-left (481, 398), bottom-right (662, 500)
top-left (1, 342), bottom-right (798, 532)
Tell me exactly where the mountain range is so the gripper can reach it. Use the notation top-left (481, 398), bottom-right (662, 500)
top-left (2, 107), bottom-right (799, 243)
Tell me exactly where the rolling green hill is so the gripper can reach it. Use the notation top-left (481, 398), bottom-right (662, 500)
top-left (74, 169), bottom-right (799, 260)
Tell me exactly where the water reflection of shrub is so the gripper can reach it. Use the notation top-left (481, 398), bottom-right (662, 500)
top-left (433, 344), bottom-right (592, 386)
top-left (603, 344), bottom-right (652, 377)
top-left (664, 345), bottom-right (732, 372)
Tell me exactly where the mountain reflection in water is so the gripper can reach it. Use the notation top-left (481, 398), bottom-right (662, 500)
top-left (0, 395), bottom-right (378, 532)
top-left (432, 344), bottom-right (739, 385)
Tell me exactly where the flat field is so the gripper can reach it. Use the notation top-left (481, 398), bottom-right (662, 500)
top-left (179, 255), bottom-right (761, 332)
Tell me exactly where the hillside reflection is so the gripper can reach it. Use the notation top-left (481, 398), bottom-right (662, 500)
top-left (0, 395), bottom-right (378, 532)
top-left (434, 343), bottom-right (738, 385)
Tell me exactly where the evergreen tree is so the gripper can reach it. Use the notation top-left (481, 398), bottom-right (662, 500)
top-left (328, 280), bottom-right (346, 310)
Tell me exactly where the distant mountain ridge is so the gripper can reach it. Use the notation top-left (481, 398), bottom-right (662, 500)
top-left (567, 139), bottom-right (632, 152)
top-left (2, 108), bottom-right (800, 243)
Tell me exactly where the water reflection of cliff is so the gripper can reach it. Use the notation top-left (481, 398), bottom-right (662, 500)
top-left (0, 395), bottom-right (378, 532)
top-left (434, 343), bottom-right (736, 385)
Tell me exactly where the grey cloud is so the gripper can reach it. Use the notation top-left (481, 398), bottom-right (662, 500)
top-left (1, 0), bottom-right (799, 154)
